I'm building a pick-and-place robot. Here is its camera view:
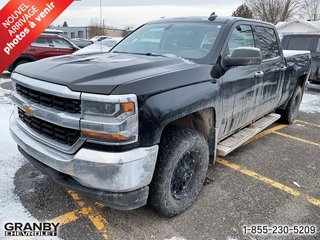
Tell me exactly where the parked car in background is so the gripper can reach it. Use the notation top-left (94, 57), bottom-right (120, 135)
top-left (8, 34), bottom-right (79, 72)
top-left (282, 34), bottom-right (320, 83)
top-left (70, 38), bottom-right (93, 48)
top-left (90, 36), bottom-right (110, 42)
top-left (74, 37), bottom-right (123, 55)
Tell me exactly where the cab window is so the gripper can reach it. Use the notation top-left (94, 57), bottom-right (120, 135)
top-left (255, 26), bottom-right (280, 59)
top-left (224, 25), bottom-right (255, 56)
top-left (31, 38), bottom-right (51, 48)
top-left (315, 38), bottom-right (320, 52)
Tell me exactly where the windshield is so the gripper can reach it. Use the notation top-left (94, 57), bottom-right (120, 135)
top-left (74, 39), bottom-right (121, 55)
top-left (112, 22), bottom-right (222, 60)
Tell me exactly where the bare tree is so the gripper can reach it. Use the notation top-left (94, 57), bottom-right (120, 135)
top-left (300, 0), bottom-right (320, 20)
top-left (120, 24), bottom-right (136, 37)
top-left (246, 0), bottom-right (301, 24)
top-left (88, 18), bottom-right (104, 38)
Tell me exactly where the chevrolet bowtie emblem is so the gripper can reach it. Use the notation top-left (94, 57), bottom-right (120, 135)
top-left (22, 103), bottom-right (35, 116)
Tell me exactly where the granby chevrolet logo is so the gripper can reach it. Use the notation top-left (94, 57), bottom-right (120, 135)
top-left (22, 103), bottom-right (35, 116)
top-left (4, 222), bottom-right (60, 237)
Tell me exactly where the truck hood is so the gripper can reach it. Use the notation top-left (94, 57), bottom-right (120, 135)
top-left (15, 52), bottom-right (202, 95)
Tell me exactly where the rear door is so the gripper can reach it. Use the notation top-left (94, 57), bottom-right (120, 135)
top-left (254, 25), bottom-right (285, 117)
top-left (219, 24), bottom-right (262, 138)
top-left (27, 37), bottom-right (59, 59)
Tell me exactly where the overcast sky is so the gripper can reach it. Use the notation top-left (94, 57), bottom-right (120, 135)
top-left (0, 0), bottom-right (243, 28)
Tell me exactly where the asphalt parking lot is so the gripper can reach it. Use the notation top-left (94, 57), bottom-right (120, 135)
top-left (1, 72), bottom-right (320, 240)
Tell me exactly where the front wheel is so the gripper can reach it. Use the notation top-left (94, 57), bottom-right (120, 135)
top-left (149, 126), bottom-right (209, 217)
top-left (278, 85), bottom-right (303, 124)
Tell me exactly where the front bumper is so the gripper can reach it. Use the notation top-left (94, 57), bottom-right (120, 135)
top-left (18, 146), bottom-right (149, 210)
top-left (10, 113), bottom-right (158, 208)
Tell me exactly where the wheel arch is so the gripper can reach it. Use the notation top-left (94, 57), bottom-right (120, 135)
top-left (278, 73), bottom-right (309, 110)
top-left (12, 54), bottom-right (37, 70)
top-left (139, 82), bottom-right (220, 159)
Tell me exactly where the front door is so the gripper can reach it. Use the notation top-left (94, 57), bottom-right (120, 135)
top-left (219, 24), bottom-right (262, 139)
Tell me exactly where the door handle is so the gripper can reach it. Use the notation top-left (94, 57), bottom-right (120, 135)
top-left (28, 48), bottom-right (35, 51)
top-left (254, 71), bottom-right (264, 78)
top-left (280, 66), bottom-right (287, 71)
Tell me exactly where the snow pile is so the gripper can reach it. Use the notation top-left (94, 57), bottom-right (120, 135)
top-left (0, 105), bottom-right (34, 232)
top-left (0, 87), bottom-right (12, 104)
top-left (0, 78), bottom-right (11, 84)
top-left (0, 104), bottom-right (59, 239)
top-left (300, 92), bottom-right (320, 113)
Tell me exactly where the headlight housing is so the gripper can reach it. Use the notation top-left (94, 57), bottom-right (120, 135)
top-left (80, 93), bottom-right (138, 145)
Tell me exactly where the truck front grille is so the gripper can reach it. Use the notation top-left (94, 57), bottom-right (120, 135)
top-left (18, 108), bottom-right (81, 146)
top-left (16, 84), bottom-right (81, 114)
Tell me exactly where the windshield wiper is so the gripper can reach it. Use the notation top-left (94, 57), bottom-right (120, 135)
top-left (145, 53), bottom-right (177, 58)
top-left (113, 51), bottom-right (130, 54)
top-left (113, 51), bottom-right (177, 58)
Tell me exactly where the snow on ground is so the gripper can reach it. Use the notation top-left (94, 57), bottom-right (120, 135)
top-left (165, 237), bottom-right (187, 240)
top-left (300, 92), bottom-right (320, 113)
top-left (0, 104), bottom-right (34, 231)
top-left (0, 104), bottom-right (60, 239)
top-left (0, 87), bottom-right (12, 104)
top-left (0, 81), bottom-right (318, 239)
top-left (0, 78), bottom-right (11, 84)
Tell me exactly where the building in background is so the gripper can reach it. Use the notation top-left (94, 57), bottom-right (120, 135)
top-left (54, 26), bottom-right (127, 39)
top-left (276, 19), bottom-right (320, 39)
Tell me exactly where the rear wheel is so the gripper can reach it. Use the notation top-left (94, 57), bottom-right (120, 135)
top-left (149, 126), bottom-right (209, 217)
top-left (278, 85), bottom-right (303, 124)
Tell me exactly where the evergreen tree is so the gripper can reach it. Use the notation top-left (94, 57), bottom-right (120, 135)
top-left (232, 4), bottom-right (253, 19)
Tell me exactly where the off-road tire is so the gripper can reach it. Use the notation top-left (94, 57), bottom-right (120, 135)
top-left (149, 126), bottom-right (209, 217)
top-left (278, 85), bottom-right (303, 124)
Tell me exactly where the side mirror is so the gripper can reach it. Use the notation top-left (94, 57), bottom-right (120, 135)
top-left (223, 47), bottom-right (262, 68)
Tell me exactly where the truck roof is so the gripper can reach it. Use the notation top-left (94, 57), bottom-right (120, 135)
top-left (148, 16), bottom-right (275, 27)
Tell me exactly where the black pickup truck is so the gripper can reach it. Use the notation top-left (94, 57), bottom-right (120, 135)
top-left (10, 15), bottom-right (311, 216)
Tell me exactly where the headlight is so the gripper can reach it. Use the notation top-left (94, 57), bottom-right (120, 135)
top-left (80, 93), bottom-right (138, 145)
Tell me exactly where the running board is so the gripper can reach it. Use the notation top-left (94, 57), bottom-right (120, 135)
top-left (217, 113), bottom-right (281, 156)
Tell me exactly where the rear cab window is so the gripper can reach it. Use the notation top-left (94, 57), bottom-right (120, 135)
top-left (285, 36), bottom-right (315, 51)
top-left (315, 37), bottom-right (320, 52)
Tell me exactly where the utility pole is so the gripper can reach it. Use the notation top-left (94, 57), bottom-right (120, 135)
top-left (100, 0), bottom-right (103, 35)
top-left (100, 0), bottom-right (103, 52)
